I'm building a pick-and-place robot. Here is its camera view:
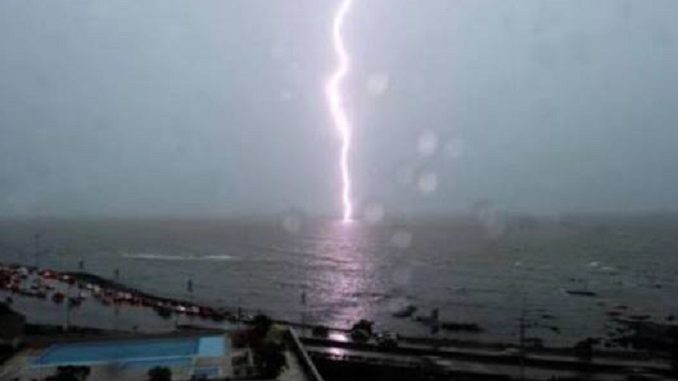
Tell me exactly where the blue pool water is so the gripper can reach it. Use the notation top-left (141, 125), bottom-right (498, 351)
top-left (122, 357), bottom-right (192, 369)
top-left (197, 336), bottom-right (226, 357)
top-left (33, 336), bottom-right (227, 367)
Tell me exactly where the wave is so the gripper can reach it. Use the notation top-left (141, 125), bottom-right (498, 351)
top-left (120, 252), bottom-right (237, 262)
top-left (252, 244), bottom-right (354, 266)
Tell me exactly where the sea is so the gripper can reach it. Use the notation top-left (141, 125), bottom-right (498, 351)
top-left (1, 214), bottom-right (677, 346)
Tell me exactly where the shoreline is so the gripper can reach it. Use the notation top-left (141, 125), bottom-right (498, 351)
top-left (2, 261), bottom-right (677, 361)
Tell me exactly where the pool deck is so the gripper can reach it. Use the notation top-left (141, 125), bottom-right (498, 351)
top-left (1, 326), bottom-right (323, 381)
top-left (1, 332), bottom-right (233, 381)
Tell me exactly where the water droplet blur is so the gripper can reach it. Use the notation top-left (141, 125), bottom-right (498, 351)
top-left (444, 138), bottom-right (464, 159)
top-left (363, 202), bottom-right (385, 224)
top-left (367, 73), bottom-right (389, 96)
top-left (390, 230), bottom-right (413, 249)
top-left (417, 171), bottom-right (438, 195)
top-left (482, 214), bottom-right (504, 238)
top-left (417, 130), bottom-right (438, 157)
top-left (391, 265), bottom-right (413, 286)
top-left (280, 90), bottom-right (293, 101)
top-left (282, 213), bottom-right (303, 233)
top-left (601, 266), bottom-right (616, 273)
top-left (473, 201), bottom-right (505, 238)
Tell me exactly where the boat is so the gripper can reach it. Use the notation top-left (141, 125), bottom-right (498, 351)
top-left (565, 289), bottom-right (597, 297)
top-left (392, 305), bottom-right (417, 318)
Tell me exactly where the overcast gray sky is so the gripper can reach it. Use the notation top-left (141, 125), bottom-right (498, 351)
top-left (1, 0), bottom-right (677, 218)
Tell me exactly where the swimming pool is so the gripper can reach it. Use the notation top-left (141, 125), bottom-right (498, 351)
top-left (33, 335), bottom-right (227, 367)
top-left (197, 336), bottom-right (225, 357)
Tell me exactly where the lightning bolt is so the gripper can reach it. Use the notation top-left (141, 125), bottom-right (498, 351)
top-left (326, 0), bottom-right (354, 222)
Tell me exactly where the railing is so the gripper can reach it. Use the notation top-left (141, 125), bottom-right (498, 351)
top-left (288, 328), bottom-right (325, 381)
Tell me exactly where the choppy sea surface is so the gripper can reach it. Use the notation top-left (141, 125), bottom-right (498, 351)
top-left (1, 215), bottom-right (677, 345)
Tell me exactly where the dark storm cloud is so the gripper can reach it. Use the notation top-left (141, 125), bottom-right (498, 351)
top-left (1, 0), bottom-right (677, 218)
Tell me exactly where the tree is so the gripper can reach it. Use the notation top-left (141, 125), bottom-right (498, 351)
top-left (312, 325), bottom-right (329, 338)
top-left (574, 338), bottom-right (594, 363)
top-left (45, 366), bottom-right (90, 381)
top-left (256, 342), bottom-right (287, 379)
top-left (252, 314), bottom-right (273, 338)
top-left (351, 319), bottom-right (374, 335)
top-left (350, 319), bottom-right (374, 342)
top-left (148, 366), bottom-right (172, 381)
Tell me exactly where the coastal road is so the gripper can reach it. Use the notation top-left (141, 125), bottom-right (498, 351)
top-left (301, 337), bottom-right (674, 380)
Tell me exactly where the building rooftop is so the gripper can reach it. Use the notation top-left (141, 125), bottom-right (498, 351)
top-left (0, 328), bottom-right (324, 381)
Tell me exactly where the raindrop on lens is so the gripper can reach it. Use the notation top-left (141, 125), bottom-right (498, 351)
top-left (417, 171), bottom-right (438, 195)
top-left (367, 73), bottom-right (390, 97)
top-left (391, 230), bottom-right (413, 249)
top-left (363, 202), bottom-right (385, 224)
top-left (282, 214), bottom-right (302, 233)
top-left (444, 138), bottom-right (464, 159)
top-left (417, 130), bottom-right (438, 158)
top-left (391, 265), bottom-right (413, 286)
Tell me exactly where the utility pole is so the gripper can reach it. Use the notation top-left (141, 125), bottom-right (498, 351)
top-left (187, 278), bottom-right (194, 301)
top-left (186, 277), bottom-right (194, 325)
